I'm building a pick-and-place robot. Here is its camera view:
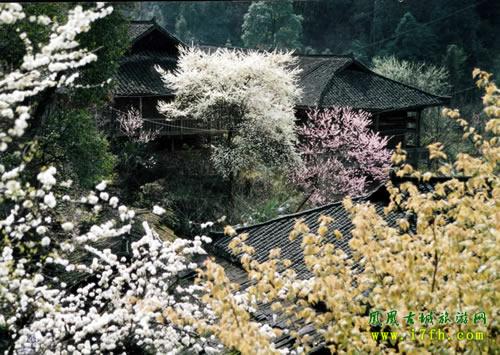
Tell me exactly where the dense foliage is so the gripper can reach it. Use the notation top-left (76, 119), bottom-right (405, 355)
top-left (0, 4), bottom-right (213, 353)
top-left (241, 0), bottom-right (303, 50)
top-left (134, 1), bottom-right (499, 89)
top-left (292, 107), bottom-right (391, 205)
top-left (157, 47), bottom-right (302, 219)
top-left (196, 70), bottom-right (499, 354)
top-left (0, 2), bottom-right (129, 189)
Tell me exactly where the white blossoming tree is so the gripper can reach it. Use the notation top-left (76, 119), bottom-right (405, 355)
top-left (190, 70), bottom-right (500, 354)
top-left (0, 3), bottom-right (214, 354)
top-left (157, 47), bottom-right (302, 217)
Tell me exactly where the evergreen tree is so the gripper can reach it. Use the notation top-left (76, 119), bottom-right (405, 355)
top-left (241, 0), bottom-right (303, 50)
top-left (371, 0), bottom-right (404, 54)
top-left (443, 44), bottom-right (468, 91)
top-left (430, 0), bottom-right (481, 63)
top-left (382, 12), bottom-right (438, 61)
top-left (174, 13), bottom-right (193, 43)
top-left (165, 3), bottom-right (248, 46)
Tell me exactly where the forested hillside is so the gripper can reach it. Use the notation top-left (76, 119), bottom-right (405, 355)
top-left (132, 0), bottom-right (500, 94)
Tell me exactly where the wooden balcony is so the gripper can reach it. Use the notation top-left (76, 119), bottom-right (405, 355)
top-left (140, 118), bottom-right (227, 136)
top-left (105, 108), bottom-right (227, 137)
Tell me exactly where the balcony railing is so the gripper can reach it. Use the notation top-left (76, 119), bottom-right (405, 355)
top-left (103, 106), bottom-right (227, 137)
top-left (140, 118), bottom-right (227, 136)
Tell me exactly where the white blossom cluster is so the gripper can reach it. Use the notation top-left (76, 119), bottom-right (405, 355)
top-left (0, 2), bottom-right (112, 152)
top-left (13, 222), bottom-right (214, 354)
top-left (0, 3), bottom-right (215, 354)
top-left (157, 47), bottom-right (303, 178)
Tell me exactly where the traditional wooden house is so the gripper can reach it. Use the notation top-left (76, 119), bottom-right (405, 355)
top-left (207, 184), bottom-right (398, 352)
top-left (295, 55), bottom-right (450, 149)
top-left (111, 20), bottom-right (180, 130)
top-left (110, 19), bottom-right (450, 157)
top-left (207, 176), bottom-right (448, 352)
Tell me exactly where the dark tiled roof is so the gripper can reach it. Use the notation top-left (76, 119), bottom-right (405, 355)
top-left (113, 51), bottom-right (177, 97)
top-left (118, 22), bottom-right (449, 110)
top-left (211, 256), bottom-right (324, 350)
top-left (128, 20), bottom-right (184, 47)
top-left (207, 177), bottom-right (458, 351)
top-left (128, 21), bottom-right (155, 42)
top-left (296, 56), bottom-right (450, 111)
top-left (209, 184), bottom-right (403, 280)
top-left (296, 55), bottom-right (352, 110)
top-left (208, 184), bottom-right (399, 351)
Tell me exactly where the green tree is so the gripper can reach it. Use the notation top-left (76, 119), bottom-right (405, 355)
top-left (72, 3), bottom-right (130, 106)
top-left (0, 3), bottom-right (129, 188)
top-left (174, 13), bottom-right (193, 43)
top-left (167, 2), bottom-right (247, 46)
top-left (241, 0), bottom-right (303, 50)
top-left (371, 0), bottom-right (404, 53)
top-left (382, 12), bottom-right (439, 61)
top-left (429, 0), bottom-right (481, 64)
top-left (38, 109), bottom-right (116, 188)
top-left (443, 44), bottom-right (468, 91)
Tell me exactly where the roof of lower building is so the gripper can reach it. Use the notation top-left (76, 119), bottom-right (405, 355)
top-left (209, 183), bottom-right (404, 279)
top-left (114, 21), bottom-right (450, 111)
top-left (209, 176), bottom-right (444, 278)
top-left (207, 176), bottom-right (448, 351)
top-left (207, 183), bottom-right (396, 352)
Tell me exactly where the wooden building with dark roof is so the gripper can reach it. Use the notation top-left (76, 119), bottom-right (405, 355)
top-left (110, 19), bottom-right (450, 155)
top-left (111, 20), bottom-right (180, 130)
top-left (206, 185), bottom-right (397, 352)
top-left (207, 176), bottom-right (445, 351)
top-left (295, 55), bottom-right (449, 149)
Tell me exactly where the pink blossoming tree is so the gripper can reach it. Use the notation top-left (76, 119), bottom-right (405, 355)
top-left (293, 107), bottom-right (392, 206)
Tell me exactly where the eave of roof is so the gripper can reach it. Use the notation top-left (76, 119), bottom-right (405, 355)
top-left (113, 51), bottom-right (178, 97)
top-left (120, 24), bottom-right (450, 112)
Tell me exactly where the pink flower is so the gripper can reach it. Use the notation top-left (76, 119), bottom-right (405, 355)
top-left (292, 107), bottom-right (391, 205)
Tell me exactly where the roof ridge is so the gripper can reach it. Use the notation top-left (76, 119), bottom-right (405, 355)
top-left (129, 20), bottom-right (186, 49)
top-left (365, 65), bottom-right (451, 101)
top-left (130, 19), bottom-right (155, 24)
top-left (294, 53), bottom-right (353, 58)
top-left (216, 185), bottom-right (384, 235)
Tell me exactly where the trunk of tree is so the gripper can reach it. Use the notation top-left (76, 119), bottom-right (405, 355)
top-left (225, 128), bottom-right (235, 222)
top-left (295, 190), bottom-right (313, 213)
top-left (227, 171), bottom-right (235, 222)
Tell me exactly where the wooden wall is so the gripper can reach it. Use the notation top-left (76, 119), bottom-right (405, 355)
top-left (374, 110), bottom-right (421, 148)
